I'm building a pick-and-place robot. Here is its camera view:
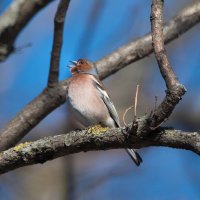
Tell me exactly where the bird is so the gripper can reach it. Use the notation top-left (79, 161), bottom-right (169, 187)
top-left (67, 58), bottom-right (142, 166)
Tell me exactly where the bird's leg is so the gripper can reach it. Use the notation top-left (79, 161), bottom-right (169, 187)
top-left (121, 126), bottom-right (130, 139)
top-left (87, 124), bottom-right (108, 134)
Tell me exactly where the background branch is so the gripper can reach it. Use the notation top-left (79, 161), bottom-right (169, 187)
top-left (0, 2), bottom-right (198, 151)
top-left (0, 125), bottom-right (199, 175)
top-left (0, 80), bottom-right (69, 151)
top-left (48, 0), bottom-right (70, 87)
top-left (96, 1), bottom-right (200, 79)
top-left (0, 0), bottom-right (54, 61)
top-left (0, 0), bottom-right (71, 150)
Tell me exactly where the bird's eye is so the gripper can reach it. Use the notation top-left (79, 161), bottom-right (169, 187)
top-left (78, 59), bottom-right (84, 65)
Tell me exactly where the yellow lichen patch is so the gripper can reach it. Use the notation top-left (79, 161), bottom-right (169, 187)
top-left (13, 142), bottom-right (31, 152)
top-left (87, 124), bottom-right (108, 135)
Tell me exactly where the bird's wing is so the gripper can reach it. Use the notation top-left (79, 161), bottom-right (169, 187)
top-left (91, 75), bottom-right (142, 166)
top-left (91, 75), bottom-right (120, 127)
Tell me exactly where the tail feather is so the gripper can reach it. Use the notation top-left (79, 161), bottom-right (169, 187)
top-left (125, 149), bottom-right (143, 166)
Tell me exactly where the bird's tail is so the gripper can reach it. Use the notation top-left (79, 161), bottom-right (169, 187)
top-left (125, 149), bottom-right (143, 166)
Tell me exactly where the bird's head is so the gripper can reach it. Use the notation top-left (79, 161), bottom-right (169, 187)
top-left (68, 59), bottom-right (97, 75)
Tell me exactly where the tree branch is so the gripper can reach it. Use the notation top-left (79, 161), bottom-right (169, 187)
top-left (0, 80), bottom-right (69, 151)
top-left (0, 0), bottom-right (54, 61)
top-left (0, 125), bottom-right (199, 175)
top-left (0, 0), bottom-right (71, 150)
top-left (149, 0), bottom-right (186, 129)
top-left (0, 1), bottom-right (198, 175)
top-left (96, 1), bottom-right (200, 79)
top-left (48, 0), bottom-right (70, 87)
top-left (0, 2), bottom-right (199, 151)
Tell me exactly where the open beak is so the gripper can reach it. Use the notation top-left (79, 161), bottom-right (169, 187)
top-left (67, 60), bottom-right (77, 69)
top-left (67, 65), bottom-right (73, 68)
top-left (69, 60), bottom-right (78, 65)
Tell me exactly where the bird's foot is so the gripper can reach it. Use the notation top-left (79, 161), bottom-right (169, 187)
top-left (87, 124), bottom-right (108, 135)
top-left (121, 126), bottom-right (130, 138)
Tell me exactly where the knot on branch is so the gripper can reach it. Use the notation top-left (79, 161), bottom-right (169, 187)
top-left (166, 83), bottom-right (186, 103)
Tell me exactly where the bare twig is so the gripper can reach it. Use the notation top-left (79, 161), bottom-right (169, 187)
top-left (48, 0), bottom-right (70, 87)
top-left (123, 106), bottom-right (133, 126)
top-left (123, 84), bottom-right (139, 125)
top-left (149, 0), bottom-right (186, 129)
top-left (134, 84), bottom-right (139, 119)
top-left (0, 126), bottom-right (200, 175)
top-left (151, 0), bottom-right (177, 88)
top-left (0, 0), bottom-right (54, 61)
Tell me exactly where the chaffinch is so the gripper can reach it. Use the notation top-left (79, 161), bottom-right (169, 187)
top-left (67, 59), bottom-right (142, 166)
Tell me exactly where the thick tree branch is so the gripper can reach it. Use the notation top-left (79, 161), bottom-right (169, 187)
top-left (0, 125), bottom-right (199, 175)
top-left (149, 0), bottom-right (186, 129)
top-left (0, 0), bottom-right (71, 150)
top-left (0, 2), bottom-right (198, 151)
top-left (96, 1), bottom-right (200, 79)
top-left (48, 0), bottom-right (70, 87)
top-left (0, 80), bottom-right (69, 151)
top-left (0, 0), bottom-right (54, 61)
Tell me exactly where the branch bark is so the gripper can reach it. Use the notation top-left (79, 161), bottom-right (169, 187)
top-left (149, 0), bottom-right (186, 129)
top-left (0, 80), bottom-right (69, 151)
top-left (0, 0), bottom-right (71, 150)
top-left (0, 125), bottom-right (199, 175)
top-left (48, 0), bottom-right (70, 87)
top-left (0, 2), bottom-right (198, 151)
top-left (0, 0), bottom-right (54, 61)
